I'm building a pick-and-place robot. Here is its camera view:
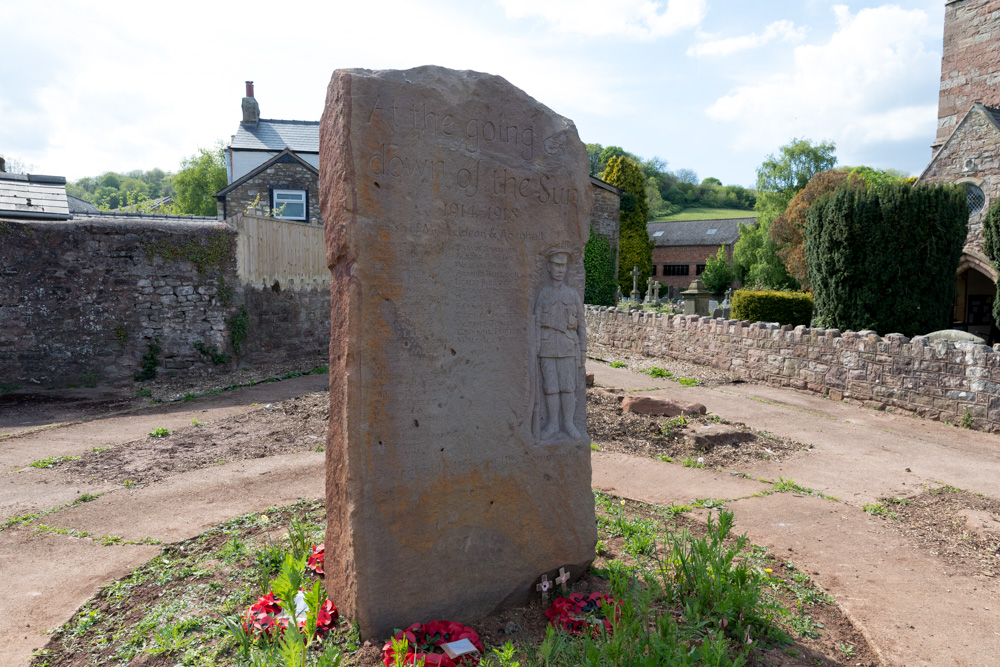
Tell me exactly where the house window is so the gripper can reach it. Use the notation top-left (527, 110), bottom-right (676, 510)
top-left (966, 183), bottom-right (986, 215)
top-left (661, 264), bottom-right (690, 276)
top-left (272, 189), bottom-right (307, 220)
top-left (695, 264), bottom-right (707, 275)
top-left (651, 265), bottom-right (657, 276)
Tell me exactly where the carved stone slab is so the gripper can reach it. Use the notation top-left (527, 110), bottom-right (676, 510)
top-left (320, 66), bottom-right (596, 638)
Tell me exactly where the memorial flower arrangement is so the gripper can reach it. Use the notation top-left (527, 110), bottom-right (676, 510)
top-left (544, 592), bottom-right (618, 637)
top-left (307, 543), bottom-right (325, 576)
top-left (243, 590), bottom-right (338, 639)
top-left (381, 620), bottom-right (484, 667)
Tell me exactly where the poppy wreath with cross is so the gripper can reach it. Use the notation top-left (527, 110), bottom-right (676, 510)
top-left (543, 592), bottom-right (618, 637)
top-left (381, 620), bottom-right (484, 667)
top-left (242, 591), bottom-right (338, 639)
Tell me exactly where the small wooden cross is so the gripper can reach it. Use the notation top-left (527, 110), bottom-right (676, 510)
top-left (555, 567), bottom-right (571, 594)
top-left (536, 574), bottom-right (552, 603)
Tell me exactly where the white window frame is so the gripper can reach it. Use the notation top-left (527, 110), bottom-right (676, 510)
top-left (272, 189), bottom-right (307, 221)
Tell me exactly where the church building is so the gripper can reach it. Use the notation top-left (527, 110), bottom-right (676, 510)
top-left (918, 0), bottom-right (1000, 343)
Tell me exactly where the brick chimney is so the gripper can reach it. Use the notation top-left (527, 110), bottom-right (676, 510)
top-left (242, 81), bottom-right (260, 125)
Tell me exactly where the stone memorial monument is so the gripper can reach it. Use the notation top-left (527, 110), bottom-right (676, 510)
top-left (320, 66), bottom-right (597, 638)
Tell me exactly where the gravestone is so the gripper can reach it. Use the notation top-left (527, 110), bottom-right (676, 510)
top-left (630, 265), bottom-right (641, 302)
top-left (320, 66), bottom-right (597, 638)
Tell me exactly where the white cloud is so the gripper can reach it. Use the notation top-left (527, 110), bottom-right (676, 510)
top-left (497, 0), bottom-right (707, 39)
top-left (687, 20), bottom-right (806, 57)
top-left (705, 4), bottom-right (940, 163)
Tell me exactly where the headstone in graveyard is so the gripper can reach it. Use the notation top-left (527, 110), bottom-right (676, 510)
top-left (644, 276), bottom-right (655, 304)
top-left (320, 65), bottom-right (597, 638)
top-left (615, 285), bottom-right (623, 304)
top-left (630, 265), bottom-right (641, 302)
top-left (653, 281), bottom-right (661, 302)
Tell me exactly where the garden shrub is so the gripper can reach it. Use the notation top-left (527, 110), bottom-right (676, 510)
top-left (805, 182), bottom-right (967, 337)
top-left (731, 290), bottom-right (814, 326)
top-left (584, 229), bottom-right (617, 306)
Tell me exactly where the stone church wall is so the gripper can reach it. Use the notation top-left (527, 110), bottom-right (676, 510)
top-left (587, 307), bottom-right (1000, 433)
top-left (0, 216), bottom-right (329, 388)
top-left (921, 108), bottom-right (1000, 255)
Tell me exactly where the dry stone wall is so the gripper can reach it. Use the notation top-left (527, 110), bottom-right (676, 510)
top-left (0, 216), bottom-right (329, 387)
top-left (587, 307), bottom-right (1000, 432)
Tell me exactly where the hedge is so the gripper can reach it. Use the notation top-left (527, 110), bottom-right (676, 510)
top-left (731, 290), bottom-right (814, 326)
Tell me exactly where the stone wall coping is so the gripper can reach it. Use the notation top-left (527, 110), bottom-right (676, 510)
top-left (583, 306), bottom-right (1000, 361)
top-left (8, 217), bottom-right (233, 235)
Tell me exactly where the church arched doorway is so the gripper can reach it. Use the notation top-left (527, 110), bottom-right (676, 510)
top-left (954, 254), bottom-right (998, 345)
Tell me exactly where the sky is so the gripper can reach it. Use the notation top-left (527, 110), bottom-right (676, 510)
top-left (1, 0), bottom-right (946, 188)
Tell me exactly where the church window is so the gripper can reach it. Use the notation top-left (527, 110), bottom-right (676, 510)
top-left (966, 183), bottom-right (985, 215)
top-left (662, 264), bottom-right (689, 276)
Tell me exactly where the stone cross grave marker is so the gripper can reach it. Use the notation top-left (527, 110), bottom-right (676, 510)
top-left (321, 65), bottom-right (597, 638)
top-left (630, 266), bottom-right (641, 302)
top-left (653, 281), bottom-right (661, 302)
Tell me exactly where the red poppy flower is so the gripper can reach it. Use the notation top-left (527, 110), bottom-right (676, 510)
top-left (382, 620), bottom-right (484, 667)
top-left (307, 544), bottom-right (325, 576)
top-left (543, 593), bottom-right (618, 637)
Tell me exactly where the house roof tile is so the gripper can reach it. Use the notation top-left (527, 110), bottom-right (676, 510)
top-left (231, 119), bottom-right (319, 153)
top-left (0, 172), bottom-right (71, 220)
top-left (647, 218), bottom-right (753, 247)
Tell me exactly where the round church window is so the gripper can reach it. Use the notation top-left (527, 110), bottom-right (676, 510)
top-left (966, 183), bottom-right (986, 215)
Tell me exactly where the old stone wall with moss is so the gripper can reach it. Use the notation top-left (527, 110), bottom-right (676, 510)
top-left (0, 215), bottom-right (329, 387)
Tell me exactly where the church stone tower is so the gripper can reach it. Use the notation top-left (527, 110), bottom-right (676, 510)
top-left (933, 0), bottom-right (1000, 153)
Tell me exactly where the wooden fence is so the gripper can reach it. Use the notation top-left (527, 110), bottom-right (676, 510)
top-left (231, 214), bottom-right (329, 290)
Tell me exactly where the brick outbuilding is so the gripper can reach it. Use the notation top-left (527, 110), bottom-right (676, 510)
top-left (647, 217), bottom-right (750, 294)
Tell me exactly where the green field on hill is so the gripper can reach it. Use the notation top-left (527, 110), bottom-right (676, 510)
top-left (653, 208), bottom-right (757, 221)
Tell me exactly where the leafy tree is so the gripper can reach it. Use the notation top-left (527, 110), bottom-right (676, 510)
top-left (770, 170), bottom-right (863, 290)
top-left (645, 177), bottom-right (666, 220)
top-left (701, 246), bottom-right (737, 296)
top-left (755, 138), bottom-right (836, 223)
top-left (172, 143), bottom-right (227, 216)
top-left (734, 138), bottom-right (836, 289)
top-left (675, 168), bottom-right (699, 185)
top-left (0, 153), bottom-right (29, 174)
top-left (584, 229), bottom-right (617, 306)
top-left (603, 155), bottom-right (651, 295)
top-left (586, 143), bottom-right (603, 176)
top-left (981, 198), bottom-right (1000, 324)
top-left (702, 177), bottom-right (722, 187)
top-left (806, 182), bottom-right (967, 336)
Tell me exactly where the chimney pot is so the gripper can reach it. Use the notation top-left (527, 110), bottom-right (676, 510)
top-left (245, 81), bottom-right (254, 98)
top-left (0, 157), bottom-right (5, 173)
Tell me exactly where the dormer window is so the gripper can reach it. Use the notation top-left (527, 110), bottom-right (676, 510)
top-left (272, 188), bottom-right (307, 220)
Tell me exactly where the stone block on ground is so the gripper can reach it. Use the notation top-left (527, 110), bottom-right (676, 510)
top-left (321, 65), bottom-right (597, 638)
top-left (620, 395), bottom-right (706, 417)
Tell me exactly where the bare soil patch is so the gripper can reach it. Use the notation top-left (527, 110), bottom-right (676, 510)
top-left (867, 486), bottom-right (1000, 579)
top-left (587, 388), bottom-right (808, 469)
top-left (588, 343), bottom-right (741, 387)
top-left (60, 393), bottom-right (329, 486)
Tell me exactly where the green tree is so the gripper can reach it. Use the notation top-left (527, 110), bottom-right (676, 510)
top-left (172, 143), bottom-right (227, 216)
top-left (701, 246), bottom-right (737, 296)
top-left (603, 155), bottom-right (651, 294)
top-left (584, 229), bottom-right (617, 306)
top-left (806, 182), bottom-right (967, 336)
top-left (586, 143), bottom-right (603, 176)
top-left (980, 197), bottom-right (1000, 324)
top-left (734, 138), bottom-right (836, 289)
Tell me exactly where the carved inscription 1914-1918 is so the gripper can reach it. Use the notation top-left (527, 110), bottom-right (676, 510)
top-left (320, 66), bottom-right (596, 638)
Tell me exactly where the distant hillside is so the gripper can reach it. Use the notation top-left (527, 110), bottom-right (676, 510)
top-left (652, 208), bottom-right (759, 222)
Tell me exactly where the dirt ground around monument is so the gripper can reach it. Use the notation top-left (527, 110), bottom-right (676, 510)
top-left (11, 352), bottom-right (1000, 665)
top-left (9, 362), bottom-right (879, 666)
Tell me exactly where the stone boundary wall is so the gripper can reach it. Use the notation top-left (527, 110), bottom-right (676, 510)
top-left (0, 215), bottom-right (329, 388)
top-left (586, 306), bottom-right (1000, 432)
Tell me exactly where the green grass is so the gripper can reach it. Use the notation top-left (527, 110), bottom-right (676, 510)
top-left (29, 455), bottom-right (81, 469)
top-left (652, 207), bottom-right (757, 222)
